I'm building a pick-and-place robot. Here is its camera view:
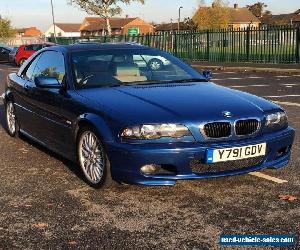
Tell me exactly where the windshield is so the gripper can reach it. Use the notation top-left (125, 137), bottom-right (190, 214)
top-left (71, 48), bottom-right (205, 89)
top-left (1, 45), bottom-right (12, 51)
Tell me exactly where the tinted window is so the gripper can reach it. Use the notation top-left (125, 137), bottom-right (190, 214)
top-left (24, 45), bottom-right (33, 51)
top-left (0, 48), bottom-right (9, 54)
top-left (24, 44), bottom-right (43, 51)
top-left (23, 54), bottom-right (42, 80)
top-left (71, 49), bottom-right (204, 89)
top-left (33, 51), bottom-right (65, 84)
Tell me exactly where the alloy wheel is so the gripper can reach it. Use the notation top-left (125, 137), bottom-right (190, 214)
top-left (149, 59), bottom-right (162, 71)
top-left (78, 131), bottom-right (105, 184)
top-left (6, 102), bottom-right (16, 135)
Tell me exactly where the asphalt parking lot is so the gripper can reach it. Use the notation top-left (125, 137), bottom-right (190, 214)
top-left (0, 63), bottom-right (299, 249)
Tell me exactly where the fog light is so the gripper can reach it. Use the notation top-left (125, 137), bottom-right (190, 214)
top-left (141, 164), bottom-right (161, 174)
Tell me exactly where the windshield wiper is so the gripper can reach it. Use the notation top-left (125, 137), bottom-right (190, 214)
top-left (107, 84), bottom-right (122, 87)
top-left (125, 78), bottom-right (208, 86)
top-left (126, 80), bottom-right (168, 86)
top-left (169, 78), bottom-right (208, 83)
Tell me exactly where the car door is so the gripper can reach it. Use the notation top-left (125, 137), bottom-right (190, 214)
top-left (0, 47), bottom-right (10, 62)
top-left (23, 45), bottom-right (34, 59)
top-left (21, 51), bottom-right (73, 153)
top-left (12, 53), bottom-right (43, 134)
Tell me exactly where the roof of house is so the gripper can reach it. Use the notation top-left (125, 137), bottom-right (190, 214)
top-left (261, 10), bottom-right (300, 24)
top-left (155, 22), bottom-right (185, 31)
top-left (80, 17), bottom-right (137, 31)
top-left (228, 7), bottom-right (261, 23)
top-left (194, 5), bottom-right (261, 24)
top-left (16, 28), bottom-right (26, 33)
top-left (16, 27), bottom-right (42, 37)
top-left (55, 23), bottom-right (81, 32)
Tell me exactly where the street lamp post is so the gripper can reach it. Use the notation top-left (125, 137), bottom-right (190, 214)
top-left (50, 0), bottom-right (57, 43)
top-left (178, 6), bottom-right (183, 32)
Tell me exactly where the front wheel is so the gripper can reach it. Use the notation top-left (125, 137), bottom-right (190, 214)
top-left (77, 127), bottom-right (116, 189)
top-left (5, 101), bottom-right (19, 137)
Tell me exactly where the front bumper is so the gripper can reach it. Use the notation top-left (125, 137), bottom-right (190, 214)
top-left (108, 127), bottom-right (295, 185)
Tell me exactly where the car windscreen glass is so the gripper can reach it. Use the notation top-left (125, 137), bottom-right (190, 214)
top-left (0, 45), bottom-right (12, 51)
top-left (71, 49), bottom-right (205, 89)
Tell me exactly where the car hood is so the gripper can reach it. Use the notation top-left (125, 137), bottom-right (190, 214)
top-left (77, 82), bottom-right (280, 124)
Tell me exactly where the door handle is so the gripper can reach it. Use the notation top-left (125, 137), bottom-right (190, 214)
top-left (24, 84), bottom-right (30, 91)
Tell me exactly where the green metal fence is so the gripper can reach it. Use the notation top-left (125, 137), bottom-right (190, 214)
top-left (48, 25), bottom-right (300, 64)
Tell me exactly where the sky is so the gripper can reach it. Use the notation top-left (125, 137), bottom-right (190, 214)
top-left (0, 0), bottom-right (298, 31)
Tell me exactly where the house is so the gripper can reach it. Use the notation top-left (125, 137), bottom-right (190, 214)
top-left (261, 9), bottom-right (300, 26)
top-left (15, 27), bottom-right (42, 38)
top-left (193, 3), bottom-right (261, 29)
top-left (44, 23), bottom-right (81, 38)
top-left (155, 22), bottom-right (186, 32)
top-left (227, 4), bottom-right (261, 28)
top-left (80, 17), bottom-right (154, 36)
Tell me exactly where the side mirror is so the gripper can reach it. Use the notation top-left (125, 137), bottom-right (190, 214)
top-left (203, 70), bottom-right (213, 81)
top-left (35, 76), bottom-right (62, 89)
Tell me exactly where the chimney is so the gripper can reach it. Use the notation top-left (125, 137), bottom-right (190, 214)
top-left (234, 3), bottom-right (238, 9)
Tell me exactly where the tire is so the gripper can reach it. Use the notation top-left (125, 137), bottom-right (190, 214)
top-left (5, 101), bottom-right (19, 137)
top-left (148, 58), bottom-right (163, 71)
top-left (77, 126), bottom-right (116, 189)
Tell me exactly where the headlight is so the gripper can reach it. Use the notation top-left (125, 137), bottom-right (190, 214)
top-left (121, 124), bottom-right (191, 140)
top-left (265, 112), bottom-right (287, 127)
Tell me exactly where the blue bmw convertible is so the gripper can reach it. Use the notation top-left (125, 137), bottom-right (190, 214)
top-left (3, 43), bottom-right (295, 188)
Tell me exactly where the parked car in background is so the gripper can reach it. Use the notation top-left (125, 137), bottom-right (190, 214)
top-left (133, 55), bottom-right (171, 70)
top-left (0, 45), bottom-right (12, 62)
top-left (9, 47), bottom-right (19, 64)
top-left (15, 43), bottom-right (54, 66)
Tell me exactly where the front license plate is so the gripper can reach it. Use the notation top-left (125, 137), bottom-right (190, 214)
top-left (206, 143), bottom-right (267, 164)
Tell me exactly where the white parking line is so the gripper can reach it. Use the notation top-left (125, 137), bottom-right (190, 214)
top-left (281, 83), bottom-right (299, 86)
top-left (249, 172), bottom-right (288, 184)
top-left (274, 101), bottom-right (300, 107)
top-left (265, 94), bottom-right (300, 98)
top-left (248, 76), bottom-right (264, 79)
top-left (229, 84), bottom-right (270, 88)
top-left (223, 72), bottom-right (237, 74)
top-left (227, 77), bottom-right (243, 80)
top-left (275, 76), bottom-right (291, 78)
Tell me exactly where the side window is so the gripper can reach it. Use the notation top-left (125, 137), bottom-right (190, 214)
top-left (23, 54), bottom-right (42, 80)
top-left (1, 48), bottom-right (9, 54)
top-left (24, 45), bottom-right (33, 51)
top-left (32, 45), bottom-right (43, 51)
top-left (33, 51), bottom-right (65, 84)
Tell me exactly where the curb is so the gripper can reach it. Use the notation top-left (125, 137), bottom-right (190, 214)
top-left (191, 65), bottom-right (300, 74)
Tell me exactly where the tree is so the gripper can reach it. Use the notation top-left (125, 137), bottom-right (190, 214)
top-left (246, 2), bottom-right (267, 18)
top-left (183, 18), bottom-right (198, 31)
top-left (68, 0), bottom-right (145, 35)
top-left (193, 0), bottom-right (230, 30)
top-left (0, 17), bottom-right (15, 39)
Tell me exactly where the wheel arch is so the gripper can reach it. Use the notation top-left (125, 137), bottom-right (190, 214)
top-left (74, 113), bottom-right (116, 146)
top-left (3, 89), bottom-right (15, 103)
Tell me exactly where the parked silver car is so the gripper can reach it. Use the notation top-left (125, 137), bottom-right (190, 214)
top-left (9, 47), bottom-right (19, 64)
top-left (133, 55), bottom-right (171, 70)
